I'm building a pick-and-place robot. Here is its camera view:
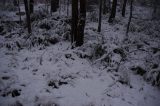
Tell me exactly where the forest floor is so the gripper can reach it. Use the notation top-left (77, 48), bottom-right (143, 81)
top-left (0, 4), bottom-right (160, 106)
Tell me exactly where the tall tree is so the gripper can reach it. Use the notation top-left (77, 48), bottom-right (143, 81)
top-left (17, 0), bottom-right (22, 24)
top-left (13, 0), bottom-right (18, 6)
top-left (152, 0), bottom-right (158, 19)
top-left (29, 0), bottom-right (34, 14)
top-left (71, 0), bottom-right (86, 47)
top-left (98, 0), bottom-right (102, 32)
top-left (45, 0), bottom-right (49, 14)
top-left (51, 0), bottom-right (59, 13)
top-left (2, 0), bottom-right (6, 6)
top-left (103, 0), bottom-right (107, 14)
top-left (71, 0), bottom-right (78, 46)
top-left (108, 0), bottom-right (117, 23)
top-left (106, 0), bottom-right (111, 13)
top-left (67, 0), bottom-right (69, 16)
top-left (122, 0), bottom-right (127, 17)
top-left (77, 0), bottom-right (86, 46)
top-left (126, 0), bottom-right (133, 36)
top-left (24, 0), bottom-right (31, 33)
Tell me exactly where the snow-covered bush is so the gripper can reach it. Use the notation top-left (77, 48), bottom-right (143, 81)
top-left (75, 41), bottom-right (106, 60)
top-left (0, 21), bottom-right (18, 35)
top-left (146, 70), bottom-right (160, 87)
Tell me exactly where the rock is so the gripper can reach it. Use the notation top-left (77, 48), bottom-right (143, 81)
top-left (48, 81), bottom-right (58, 89)
top-left (113, 48), bottom-right (126, 58)
top-left (65, 54), bottom-right (72, 59)
top-left (152, 48), bottom-right (160, 54)
top-left (48, 37), bottom-right (58, 44)
top-left (58, 81), bottom-right (68, 86)
top-left (152, 64), bottom-right (159, 69)
top-left (2, 76), bottom-right (10, 80)
top-left (32, 69), bottom-right (38, 72)
top-left (130, 66), bottom-right (146, 76)
top-left (12, 89), bottom-right (21, 97)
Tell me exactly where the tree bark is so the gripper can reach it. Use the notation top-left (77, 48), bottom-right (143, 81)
top-left (13, 0), bottom-right (18, 6)
top-left (18, 0), bottom-right (22, 24)
top-left (122, 0), bottom-right (127, 17)
top-left (2, 0), bottom-right (6, 6)
top-left (103, 0), bottom-right (107, 14)
top-left (71, 0), bottom-right (78, 46)
top-left (67, 0), bottom-right (69, 16)
top-left (106, 0), bottom-right (111, 13)
top-left (77, 0), bottom-right (86, 46)
top-left (126, 0), bottom-right (133, 36)
top-left (45, 0), bottom-right (49, 14)
top-left (24, 0), bottom-right (31, 34)
top-left (152, 0), bottom-right (158, 19)
top-left (51, 0), bottom-right (59, 13)
top-left (29, 0), bottom-right (34, 14)
top-left (108, 0), bottom-right (117, 23)
top-left (98, 0), bottom-right (102, 32)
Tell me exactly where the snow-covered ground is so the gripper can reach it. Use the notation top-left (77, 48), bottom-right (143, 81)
top-left (0, 3), bottom-right (160, 106)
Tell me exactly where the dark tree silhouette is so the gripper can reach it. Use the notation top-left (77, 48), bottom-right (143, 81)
top-left (108, 0), bottom-right (117, 23)
top-left (77, 0), bottom-right (86, 46)
top-left (71, 0), bottom-right (86, 47)
top-left (17, 0), bottom-right (22, 24)
top-left (71, 0), bottom-right (78, 46)
top-left (106, 0), bottom-right (111, 13)
top-left (13, 0), bottom-right (18, 6)
top-left (103, 0), bottom-right (107, 14)
top-left (98, 0), bottom-right (102, 32)
top-left (152, 0), bottom-right (158, 19)
top-left (30, 0), bottom-right (34, 14)
top-left (24, 0), bottom-right (31, 34)
top-left (2, 0), bottom-right (6, 6)
top-left (126, 0), bottom-right (133, 36)
top-left (122, 0), bottom-right (127, 17)
top-left (51, 0), bottom-right (59, 13)
top-left (67, 0), bottom-right (69, 16)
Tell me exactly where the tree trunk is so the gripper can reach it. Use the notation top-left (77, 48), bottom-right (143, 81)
top-left (2, 0), bottom-right (6, 6)
top-left (98, 0), bottom-right (102, 32)
top-left (76, 0), bottom-right (86, 46)
top-left (24, 0), bottom-right (31, 34)
top-left (108, 0), bottom-right (117, 23)
top-left (152, 0), bottom-right (158, 19)
top-left (126, 0), bottom-right (133, 36)
top-left (51, 0), bottom-right (59, 13)
top-left (71, 0), bottom-right (78, 46)
top-left (18, 0), bottom-right (22, 24)
top-left (103, 0), bottom-right (107, 14)
top-left (13, 0), bottom-right (18, 6)
top-left (122, 0), bottom-right (127, 17)
top-left (30, 0), bottom-right (34, 14)
top-left (67, 0), bottom-right (69, 16)
top-left (45, 0), bottom-right (49, 14)
top-left (106, 0), bottom-right (111, 13)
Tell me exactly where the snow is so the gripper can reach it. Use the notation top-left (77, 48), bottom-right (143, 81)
top-left (0, 2), bottom-right (160, 106)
